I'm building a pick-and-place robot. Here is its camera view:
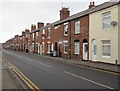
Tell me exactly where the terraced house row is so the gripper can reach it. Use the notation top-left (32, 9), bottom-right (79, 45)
top-left (3, 1), bottom-right (120, 65)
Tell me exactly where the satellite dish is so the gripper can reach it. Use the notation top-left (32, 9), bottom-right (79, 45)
top-left (111, 21), bottom-right (117, 27)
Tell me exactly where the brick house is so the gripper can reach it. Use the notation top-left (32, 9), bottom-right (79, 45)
top-left (4, 1), bottom-right (120, 64)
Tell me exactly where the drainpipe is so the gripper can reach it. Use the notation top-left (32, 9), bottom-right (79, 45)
top-left (115, 60), bottom-right (118, 65)
top-left (68, 21), bottom-right (71, 59)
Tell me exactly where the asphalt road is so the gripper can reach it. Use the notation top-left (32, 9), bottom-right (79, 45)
top-left (2, 49), bottom-right (119, 90)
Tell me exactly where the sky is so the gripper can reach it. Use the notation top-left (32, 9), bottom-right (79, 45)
top-left (0, 0), bottom-right (110, 43)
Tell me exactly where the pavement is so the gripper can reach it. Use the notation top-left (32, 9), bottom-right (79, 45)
top-left (33, 53), bottom-right (120, 73)
top-left (1, 49), bottom-right (23, 90)
top-left (2, 60), bottom-right (23, 89)
top-left (2, 49), bottom-right (119, 89)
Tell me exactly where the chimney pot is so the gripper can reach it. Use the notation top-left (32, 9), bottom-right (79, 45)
top-left (60, 7), bottom-right (70, 20)
top-left (31, 24), bottom-right (36, 31)
top-left (89, 1), bottom-right (95, 9)
top-left (37, 22), bottom-right (44, 28)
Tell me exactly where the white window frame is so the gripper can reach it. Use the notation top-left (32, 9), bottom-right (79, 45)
top-left (32, 33), bottom-right (34, 41)
top-left (47, 27), bottom-right (50, 39)
top-left (51, 43), bottom-right (54, 51)
top-left (102, 11), bottom-right (111, 29)
top-left (36, 32), bottom-right (38, 41)
top-left (64, 22), bottom-right (68, 36)
top-left (74, 42), bottom-right (80, 54)
top-left (42, 29), bottom-right (45, 39)
top-left (75, 20), bottom-right (80, 34)
top-left (102, 40), bottom-right (111, 58)
top-left (47, 42), bottom-right (50, 53)
top-left (64, 41), bottom-right (68, 54)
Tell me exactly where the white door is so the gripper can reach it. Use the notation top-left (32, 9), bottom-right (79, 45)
top-left (83, 43), bottom-right (88, 60)
top-left (40, 44), bottom-right (42, 55)
top-left (38, 44), bottom-right (40, 54)
top-left (91, 40), bottom-right (97, 61)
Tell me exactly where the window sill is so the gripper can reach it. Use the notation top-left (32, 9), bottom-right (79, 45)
top-left (102, 56), bottom-right (111, 58)
top-left (64, 34), bottom-right (68, 36)
top-left (75, 33), bottom-right (80, 35)
top-left (64, 52), bottom-right (68, 54)
top-left (74, 53), bottom-right (79, 55)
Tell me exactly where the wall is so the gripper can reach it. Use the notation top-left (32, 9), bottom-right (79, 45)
top-left (89, 5), bottom-right (119, 64)
top-left (118, 3), bottom-right (120, 64)
top-left (71, 15), bottom-right (89, 60)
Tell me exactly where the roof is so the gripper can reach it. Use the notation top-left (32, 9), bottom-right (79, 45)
top-left (21, 0), bottom-right (120, 35)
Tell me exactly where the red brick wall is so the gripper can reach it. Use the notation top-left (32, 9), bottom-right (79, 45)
top-left (71, 15), bottom-right (89, 59)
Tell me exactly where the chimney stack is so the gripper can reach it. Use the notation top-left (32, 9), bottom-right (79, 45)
top-left (89, 2), bottom-right (95, 9)
top-left (15, 35), bottom-right (19, 38)
top-left (37, 22), bottom-right (44, 29)
top-left (31, 24), bottom-right (36, 31)
top-left (46, 23), bottom-right (50, 26)
top-left (22, 31), bottom-right (25, 35)
top-left (25, 29), bottom-right (29, 33)
top-left (60, 7), bottom-right (70, 20)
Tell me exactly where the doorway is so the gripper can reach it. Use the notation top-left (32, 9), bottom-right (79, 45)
top-left (83, 39), bottom-right (88, 60)
top-left (91, 39), bottom-right (97, 61)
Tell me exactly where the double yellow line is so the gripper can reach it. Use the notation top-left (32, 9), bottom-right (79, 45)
top-left (7, 62), bottom-right (41, 91)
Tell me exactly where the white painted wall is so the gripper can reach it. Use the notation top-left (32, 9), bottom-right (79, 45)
top-left (89, 5), bottom-right (119, 64)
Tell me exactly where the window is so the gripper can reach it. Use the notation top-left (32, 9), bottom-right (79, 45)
top-left (42, 29), bottom-right (45, 39)
top-left (32, 33), bottom-right (34, 41)
top-left (74, 42), bottom-right (80, 54)
top-left (64, 23), bottom-right (68, 36)
top-left (47, 42), bottom-right (50, 53)
top-left (47, 28), bottom-right (50, 39)
top-left (75, 20), bottom-right (80, 34)
top-left (64, 41), bottom-right (68, 53)
top-left (102, 11), bottom-right (111, 29)
top-left (36, 32), bottom-right (38, 41)
top-left (102, 40), bottom-right (110, 57)
top-left (51, 43), bottom-right (54, 51)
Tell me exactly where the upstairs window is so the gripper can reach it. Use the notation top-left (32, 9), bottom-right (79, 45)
top-left (36, 32), bottom-right (38, 40)
top-left (42, 29), bottom-right (45, 39)
top-left (102, 11), bottom-right (111, 29)
top-left (32, 33), bottom-right (34, 41)
top-left (64, 22), bottom-right (68, 36)
top-left (47, 28), bottom-right (50, 39)
top-left (75, 20), bottom-right (80, 34)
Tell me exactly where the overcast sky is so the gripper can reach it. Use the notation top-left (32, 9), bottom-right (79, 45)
top-left (0, 0), bottom-right (110, 43)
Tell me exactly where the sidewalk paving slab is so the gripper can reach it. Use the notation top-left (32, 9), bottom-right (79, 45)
top-left (33, 54), bottom-right (120, 73)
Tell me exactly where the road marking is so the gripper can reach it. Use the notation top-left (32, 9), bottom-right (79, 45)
top-left (37, 62), bottom-right (52, 68)
top-left (13, 68), bottom-right (35, 91)
top-left (64, 71), bottom-right (114, 89)
top-left (8, 62), bottom-right (41, 91)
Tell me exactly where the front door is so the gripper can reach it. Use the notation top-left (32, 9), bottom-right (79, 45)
top-left (38, 44), bottom-right (40, 54)
top-left (40, 44), bottom-right (42, 55)
top-left (83, 43), bottom-right (88, 60)
top-left (59, 44), bottom-right (62, 57)
top-left (91, 40), bottom-right (97, 61)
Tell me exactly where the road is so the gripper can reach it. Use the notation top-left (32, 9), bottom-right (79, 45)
top-left (2, 49), bottom-right (119, 90)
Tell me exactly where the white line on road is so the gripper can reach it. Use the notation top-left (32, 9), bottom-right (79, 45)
top-left (37, 62), bottom-right (52, 68)
top-left (64, 71), bottom-right (114, 89)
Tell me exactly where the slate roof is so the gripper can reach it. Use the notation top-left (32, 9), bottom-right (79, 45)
top-left (22, 0), bottom-right (120, 36)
